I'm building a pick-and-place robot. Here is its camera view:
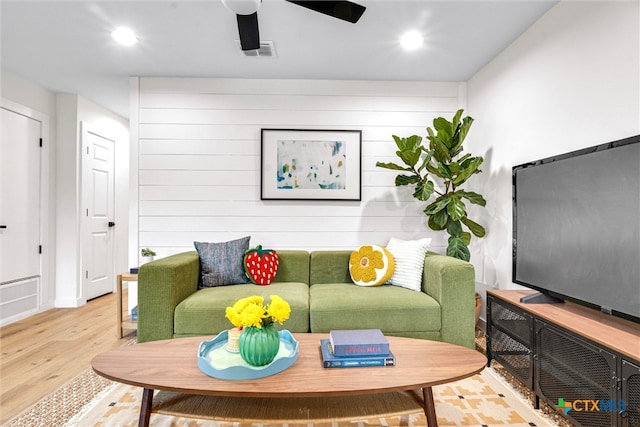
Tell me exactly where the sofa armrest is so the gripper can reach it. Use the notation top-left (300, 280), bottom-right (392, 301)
top-left (138, 251), bottom-right (200, 343)
top-left (422, 253), bottom-right (476, 349)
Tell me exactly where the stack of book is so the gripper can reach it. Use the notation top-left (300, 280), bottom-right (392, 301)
top-left (320, 329), bottom-right (395, 368)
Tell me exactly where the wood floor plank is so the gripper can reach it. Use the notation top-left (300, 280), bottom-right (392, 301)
top-left (0, 291), bottom-right (136, 424)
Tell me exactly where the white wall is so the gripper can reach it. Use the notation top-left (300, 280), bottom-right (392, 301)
top-left (132, 78), bottom-right (469, 260)
top-left (55, 94), bottom-right (130, 306)
top-left (467, 1), bottom-right (640, 297)
top-left (1, 71), bottom-right (57, 118)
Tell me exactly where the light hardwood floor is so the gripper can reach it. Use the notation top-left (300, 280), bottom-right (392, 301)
top-left (0, 291), bottom-right (136, 424)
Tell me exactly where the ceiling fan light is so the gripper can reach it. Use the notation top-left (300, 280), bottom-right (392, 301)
top-left (400, 30), bottom-right (424, 51)
top-left (221, 0), bottom-right (262, 15)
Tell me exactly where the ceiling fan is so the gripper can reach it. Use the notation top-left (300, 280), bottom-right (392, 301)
top-left (221, 0), bottom-right (366, 51)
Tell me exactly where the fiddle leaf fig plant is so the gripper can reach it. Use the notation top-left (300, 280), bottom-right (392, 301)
top-left (376, 109), bottom-right (486, 261)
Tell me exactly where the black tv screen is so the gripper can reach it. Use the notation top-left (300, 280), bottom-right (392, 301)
top-left (512, 135), bottom-right (640, 323)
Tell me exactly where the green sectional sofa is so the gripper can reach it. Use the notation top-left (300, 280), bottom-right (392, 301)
top-left (137, 250), bottom-right (476, 349)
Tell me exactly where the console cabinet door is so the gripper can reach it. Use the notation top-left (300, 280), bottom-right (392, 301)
top-left (486, 296), bottom-right (534, 388)
top-left (535, 319), bottom-right (617, 427)
top-left (621, 359), bottom-right (640, 427)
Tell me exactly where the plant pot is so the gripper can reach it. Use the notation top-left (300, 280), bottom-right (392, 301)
top-left (140, 255), bottom-right (154, 265)
top-left (239, 325), bottom-right (280, 367)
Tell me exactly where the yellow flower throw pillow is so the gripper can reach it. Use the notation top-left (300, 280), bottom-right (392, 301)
top-left (349, 245), bottom-right (395, 287)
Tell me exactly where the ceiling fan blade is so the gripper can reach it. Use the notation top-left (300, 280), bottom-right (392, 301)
top-left (236, 12), bottom-right (260, 50)
top-left (285, 1), bottom-right (366, 23)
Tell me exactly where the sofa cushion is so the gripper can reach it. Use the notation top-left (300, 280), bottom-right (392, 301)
top-left (309, 283), bottom-right (441, 334)
top-left (349, 245), bottom-right (395, 287)
top-left (194, 236), bottom-right (251, 288)
top-left (174, 282), bottom-right (310, 336)
top-left (309, 251), bottom-right (352, 285)
top-left (386, 237), bottom-right (432, 291)
top-left (270, 250), bottom-right (310, 284)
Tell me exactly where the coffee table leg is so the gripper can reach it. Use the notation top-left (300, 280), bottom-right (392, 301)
top-left (422, 387), bottom-right (438, 426)
top-left (139, 388), bottom-right (154, 427)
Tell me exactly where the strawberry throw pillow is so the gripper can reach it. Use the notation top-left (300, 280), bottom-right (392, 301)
top-left (244, 245), bottom-right (279, 285)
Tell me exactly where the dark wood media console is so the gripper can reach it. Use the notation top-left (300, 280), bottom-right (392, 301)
top-left (486, 290), bottom-right (640, 427)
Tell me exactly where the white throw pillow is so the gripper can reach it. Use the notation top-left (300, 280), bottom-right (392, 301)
top-left (385, 237), bottom-right (432, 291)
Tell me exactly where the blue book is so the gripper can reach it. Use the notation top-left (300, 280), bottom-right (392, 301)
top-left (329, 329), bottom-right (390, 357)
top-left (320, 339), bottom-right (395, 368)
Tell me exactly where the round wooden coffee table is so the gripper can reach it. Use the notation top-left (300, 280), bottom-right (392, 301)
top-left (92, 333), bottom-right (486, 426)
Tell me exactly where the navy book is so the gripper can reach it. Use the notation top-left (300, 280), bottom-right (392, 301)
top-left (329, 329), bottom-right (390, 357)
top-left (320, 339), bottom-right (395, 368)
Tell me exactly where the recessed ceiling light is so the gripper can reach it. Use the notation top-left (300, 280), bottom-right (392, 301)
top-left (400, 30), bottom-right (424, 51)
top-left (111, 27), bottom-right (138, 46)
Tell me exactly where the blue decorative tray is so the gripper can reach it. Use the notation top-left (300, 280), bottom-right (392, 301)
top-left (197, 329), bottom-right (299, 380)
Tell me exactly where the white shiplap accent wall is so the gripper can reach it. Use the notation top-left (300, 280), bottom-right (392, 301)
top-left (134, 78), bottom-right (465, 257)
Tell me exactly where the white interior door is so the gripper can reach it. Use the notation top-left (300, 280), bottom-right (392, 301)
top-left (0, 107), bottom-right (41, 284)
top-left (82, 123), bottom-right (115, 300)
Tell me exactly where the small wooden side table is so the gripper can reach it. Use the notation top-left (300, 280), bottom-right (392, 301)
top-left (117, 272), bottom-right (138, 338)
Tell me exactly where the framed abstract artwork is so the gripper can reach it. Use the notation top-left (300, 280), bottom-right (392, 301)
top-left (261, 129), bottom-right (362, 201)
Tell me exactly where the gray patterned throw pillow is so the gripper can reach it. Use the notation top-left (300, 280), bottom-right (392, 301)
top-left (194, 236), bottom-right (251, 288)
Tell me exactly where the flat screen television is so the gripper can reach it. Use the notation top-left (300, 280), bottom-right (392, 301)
top-left (512, 135), bottom-right (640, 324)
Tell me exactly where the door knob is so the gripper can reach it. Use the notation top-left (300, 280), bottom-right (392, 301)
top-left (108, 221), bottom-right (116, 228)
top-left (0, 225), bottom-right (6, 229)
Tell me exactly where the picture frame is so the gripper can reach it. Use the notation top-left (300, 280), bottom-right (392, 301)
top-left (261, 129), bottom-right (362, 201)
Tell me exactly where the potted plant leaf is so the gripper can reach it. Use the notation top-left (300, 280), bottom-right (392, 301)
top-left (376, 109), bottom-right (486, 261)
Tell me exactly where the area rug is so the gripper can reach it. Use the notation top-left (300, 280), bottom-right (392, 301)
top-left (6, 334), bottom-right (571, 427)
top-left (46, 366), bottom-right (557, 427)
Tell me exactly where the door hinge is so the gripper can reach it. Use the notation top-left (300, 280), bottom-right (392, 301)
top-left (86, 270), bottom-right (89, 279)
top-left (39, 245), bottom-right (42, 254)
top-left (39, 138), bottom-right (43, 147)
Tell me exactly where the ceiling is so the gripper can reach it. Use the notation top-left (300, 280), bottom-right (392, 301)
top-left (1, 0), bottom-right (557, 118)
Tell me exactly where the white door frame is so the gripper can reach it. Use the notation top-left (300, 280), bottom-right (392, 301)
top-left (0, 98), bottom-right (52, 316)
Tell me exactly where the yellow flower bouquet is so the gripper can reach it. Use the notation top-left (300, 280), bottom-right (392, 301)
top-left (225, 295), bottom-right (291, 366)
top-left (225, 295), bottom-right (290, 329)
